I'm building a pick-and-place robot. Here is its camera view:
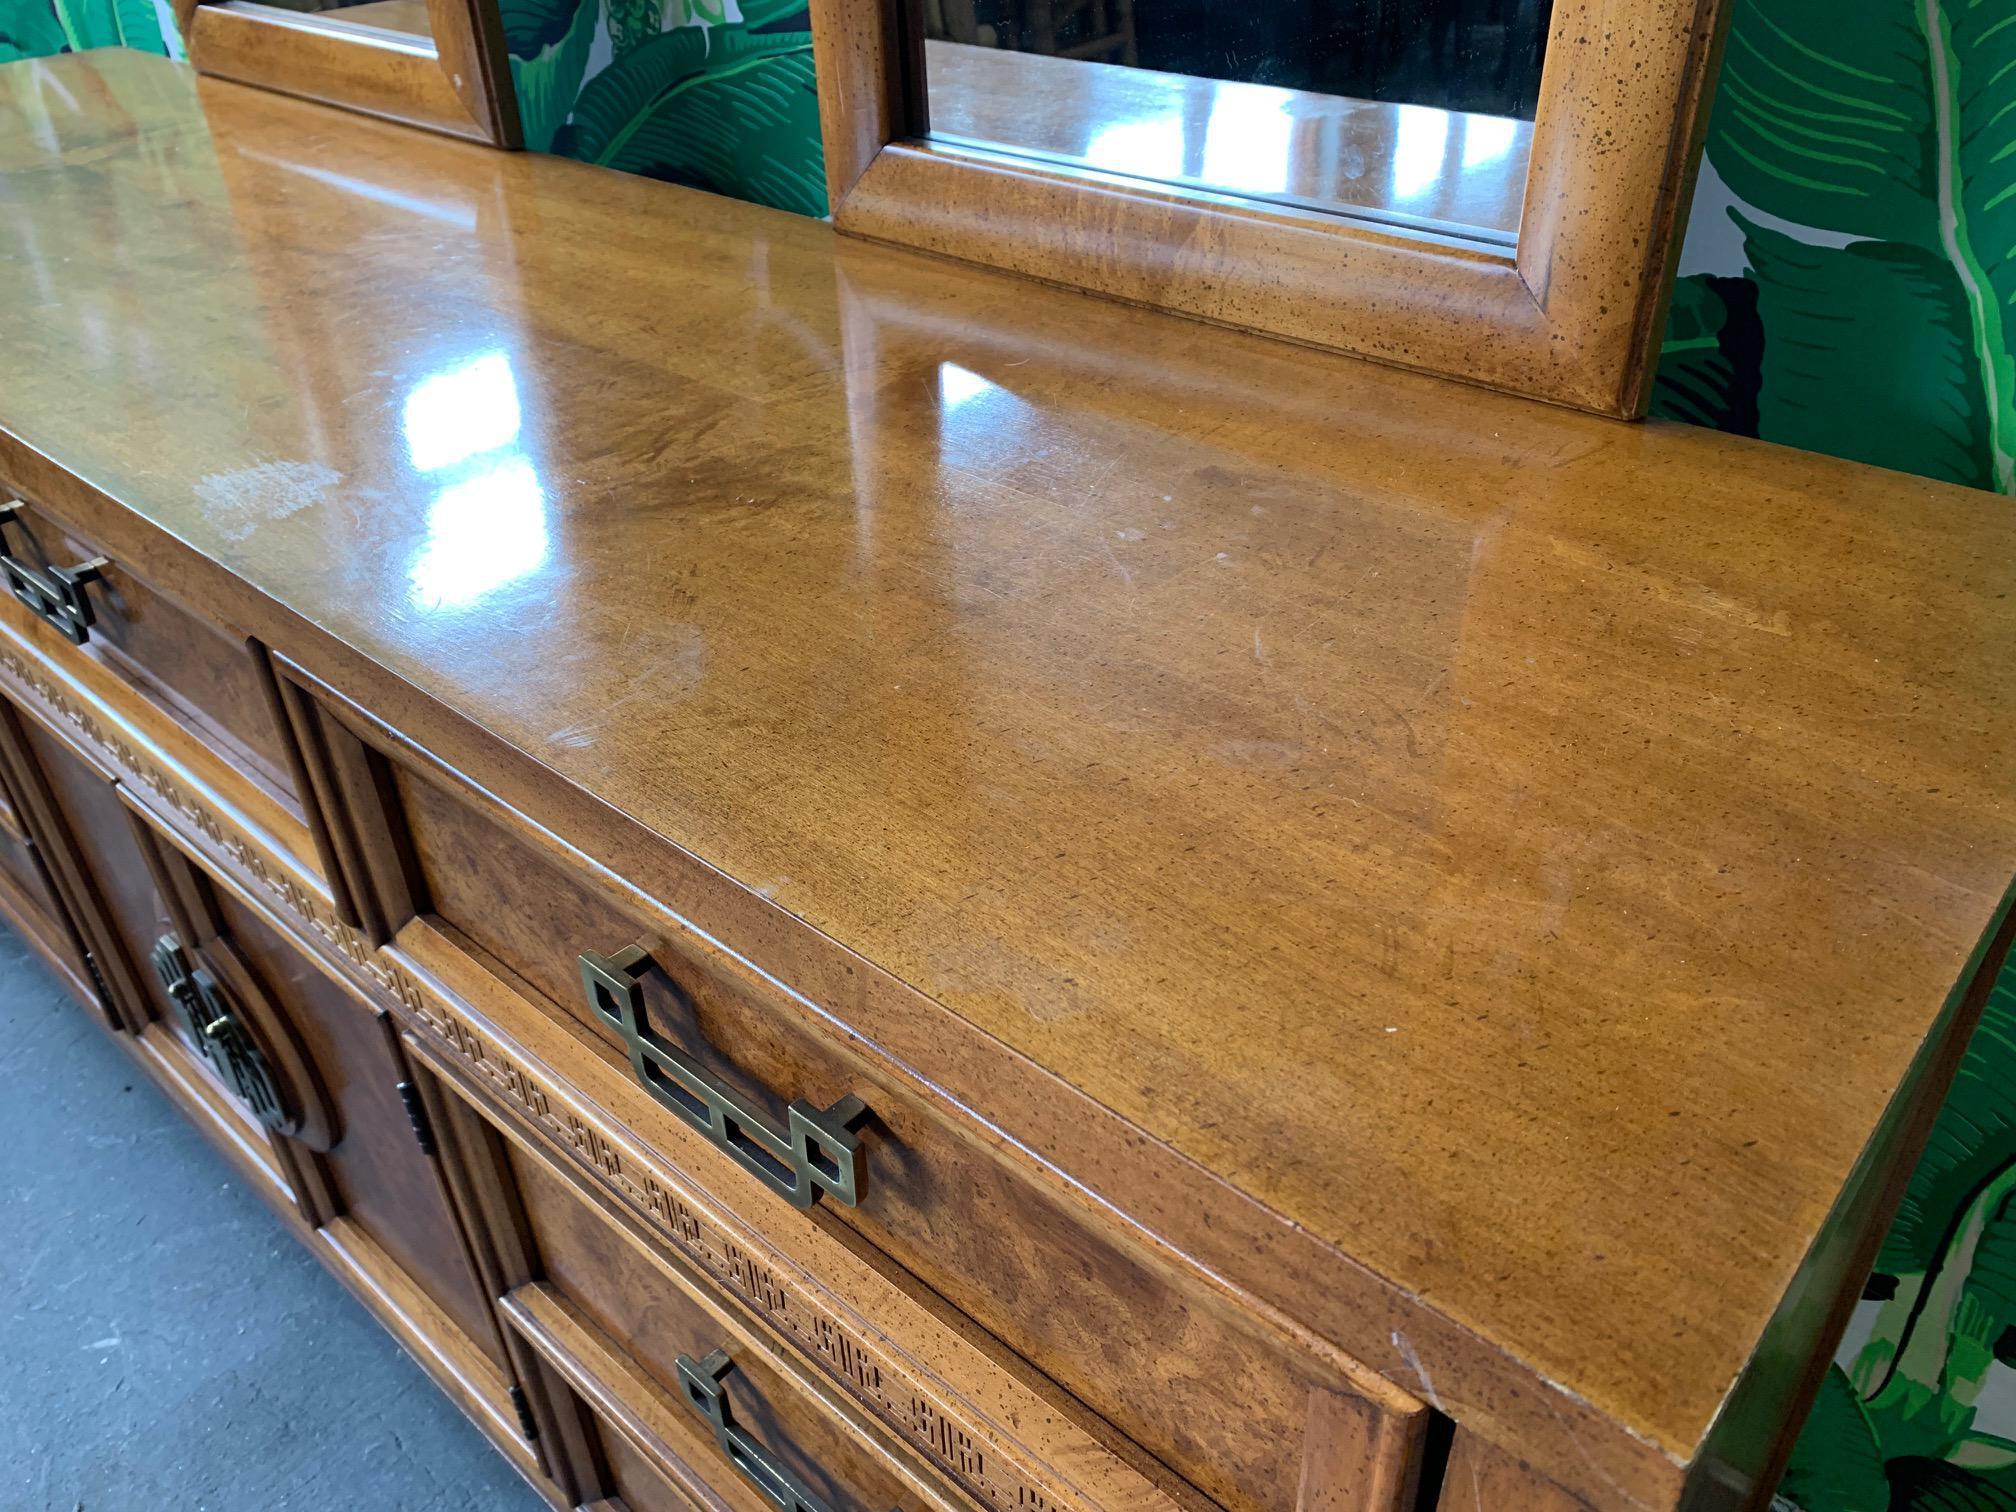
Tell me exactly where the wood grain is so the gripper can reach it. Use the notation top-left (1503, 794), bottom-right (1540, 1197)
top-left (921, 41), bottom-right (1532, 237)
top-left (296, 664), bottom-right (1420, 1512)
top-left (1, 489), bottom-right (301, 810)
top-left (830, 0), bottom-right (1726, 412)
top-left (808, 0), bottom-right (913, 207)
top-left (4, 52), bottom-right (2016, 1509)
top-left (504, 1285), bottom-right (767, 1512)
top-left (1298, 1388), bottom-right (1428, 1512)
top-left (0, 758), bottom-right (565, 1508)
top-left (0, 697), bottom-right (132, 1026)
top-left (186, 0), bottom-right (516, 144)
top-left (395, 929), bottom-right (1210, 1512)
top-left (1434, 1431), bottom-right (1592, 1512)
top-left (0, 835), bottom-right (99, 1010)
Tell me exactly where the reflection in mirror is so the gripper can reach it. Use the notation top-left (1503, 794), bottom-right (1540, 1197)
top-left (922, 0), bottom-right (1548, 239)
top-left (240, 0), bottom-right (435, 39)
top-left (181, 0), bottom-right (515, 148)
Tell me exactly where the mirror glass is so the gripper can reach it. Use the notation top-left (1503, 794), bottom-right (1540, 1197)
top-left (921, 0), bottom-right (1549, 240)
top-left (251, 0), bottom-right (437, 41)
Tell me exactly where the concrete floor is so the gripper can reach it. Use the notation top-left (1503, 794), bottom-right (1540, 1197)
top-left (0, 925), bottom-right (546, 1512)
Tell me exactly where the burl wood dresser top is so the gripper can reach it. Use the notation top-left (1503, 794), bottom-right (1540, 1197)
top-left (4, 49), bottom-right (2013, 1504)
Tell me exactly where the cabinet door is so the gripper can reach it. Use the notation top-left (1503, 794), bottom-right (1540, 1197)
top-left (0, 692), bottom-right (527, 1440)
top-left (131, 812), bottom-right (519, 1380)
top-left (0, 701), bottom-right (107, 1013)
top-left (0, 697), bottom-right (165, 1031)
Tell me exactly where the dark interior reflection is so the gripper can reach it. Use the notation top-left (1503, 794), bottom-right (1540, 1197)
top-left (246, 0), bottom-right (435, 37)
top-left (923, 0), bottom-right (1553, 119)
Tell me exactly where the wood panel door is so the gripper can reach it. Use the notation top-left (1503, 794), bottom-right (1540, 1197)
top-left (0, 697), bottom-right (178, 1035)
top-left (0, 687), bottom-right (542, 1478)
top-left (0, 700), bottom-right (111, 1014)
top-left (124, 809), bottom-right (535, 1416)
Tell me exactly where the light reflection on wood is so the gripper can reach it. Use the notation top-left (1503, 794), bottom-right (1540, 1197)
top-left (923, 38), bottom-right (1530, 236)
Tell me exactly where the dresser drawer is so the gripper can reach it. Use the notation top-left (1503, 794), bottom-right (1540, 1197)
top-left (511, 1143), bottom-right (969, 1512)
top-left (0, 490), bottom-right (300, 808)
top-left (284, 665), bottom-right (1428, 1512)
top-left (400, 930), bottom-right (1197, 1512)
top-left (427, 1071), bottom-right (979, 1512)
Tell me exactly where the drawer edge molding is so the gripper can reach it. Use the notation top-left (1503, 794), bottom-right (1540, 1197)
top-left (0, 611), bottom-right (1609, 1511)
top-left (396, 929), bottom-right (1188, 1512)
top-left (502, 1285), bottom-right (750, 1512)
top-left (503, 1281), bottom-right (959, 1512)
top-left (0, 631), bottom-right (425, 1020)
top-left (263, 653), bottom-right (1681, 1512)
top-left (0, 617), bottom-right (1096, 1512)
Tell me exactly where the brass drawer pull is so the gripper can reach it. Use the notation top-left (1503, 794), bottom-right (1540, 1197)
top-left (676, 1349), bottom-right (872, 1512)
top-left (150, 934), bottom-right (286, 1129)
top-left (579, 945), bottom-right (868, 1209)
top-left (0, 502), bottom-right (106, 646)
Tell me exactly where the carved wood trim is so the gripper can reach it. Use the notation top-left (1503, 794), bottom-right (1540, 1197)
top-left (402, 981), bottom-right (1133, 1512)
top-left (0, 629), bottom-right (1180, 1512)
top-left (0, 640), bottom-right (428, 1015)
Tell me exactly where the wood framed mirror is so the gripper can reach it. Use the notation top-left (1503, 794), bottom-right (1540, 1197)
top-left (174, 0), bottom-right (519, 144)
top-left (812, 0), bottom-right (1727, 415)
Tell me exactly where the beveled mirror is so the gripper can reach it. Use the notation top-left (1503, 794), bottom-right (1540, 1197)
top-left (175, 0), bottom-right (519, 144)
top-left (813, 0), bottom-right (1726, 415)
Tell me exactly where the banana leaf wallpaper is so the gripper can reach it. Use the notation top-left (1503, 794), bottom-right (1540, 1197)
top-left (1772, 966), bottom-right (2016, 1512)
top-left (1651, 0), bottom-right (2016, 494)
top-left (0, 0), bottom-right (178, 61)
top-left (1651, 1), bottom-right (2016, 1496)
top-left (499, 0), bottom-right (826, 215)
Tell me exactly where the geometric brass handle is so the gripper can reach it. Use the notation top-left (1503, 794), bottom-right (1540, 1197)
top-left (0, 502), bottom-right (106, 646)
top-left (150, 934), bottom-right (288, 1131)
top-left (676, 1349), bottom-right (864, 1512)
top-left (579, 945), bottom-right (868, 1210)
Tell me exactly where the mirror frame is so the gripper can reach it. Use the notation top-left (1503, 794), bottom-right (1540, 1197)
top-left (173, 0), bottom-right (520, 146)
top-left (810, 0), bottom-right (1728, 416)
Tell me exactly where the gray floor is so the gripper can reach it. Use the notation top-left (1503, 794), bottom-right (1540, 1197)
top-left (0, 924), bottom-right (546, 1512)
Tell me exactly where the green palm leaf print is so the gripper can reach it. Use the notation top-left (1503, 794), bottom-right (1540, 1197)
top-left (563, 23), bottom-right (826, 215)
top-left (1669, 0), bottom-right (2016, 490)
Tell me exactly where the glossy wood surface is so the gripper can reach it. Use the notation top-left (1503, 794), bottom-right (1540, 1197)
top-left (831, 0), bottom-right (1725, 412)
top-left (922, 40), bottom-right (1531, 237)
top-left (0, 496), bottom-right (301, 806)
top-left (307, 659), bottom-right (1418, 1512)
top-left (186, 0), bottom-right (516, 144)
top-left (4, 52), bottom-right (2016, 1506)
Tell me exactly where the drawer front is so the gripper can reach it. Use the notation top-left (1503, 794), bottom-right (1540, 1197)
top-left (419, 1069), bottom-right (977, 1512)
top-left (505, 1140), bottom-right (961, 1512)
top-left (598, 1428), bottom-right (716, 1512)
top-left (1433, 1433), bottom-right (1591, 1512)
top-left (400, 928), bottom-right (1198, 1512)
top-left (288, 669), bottom-right (1426, 1512)
top-left (0, 491), bottom-right (300, 807)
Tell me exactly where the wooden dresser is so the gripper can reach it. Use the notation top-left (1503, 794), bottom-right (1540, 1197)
top-left (2, 50), bottom-right (2011, 1512)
